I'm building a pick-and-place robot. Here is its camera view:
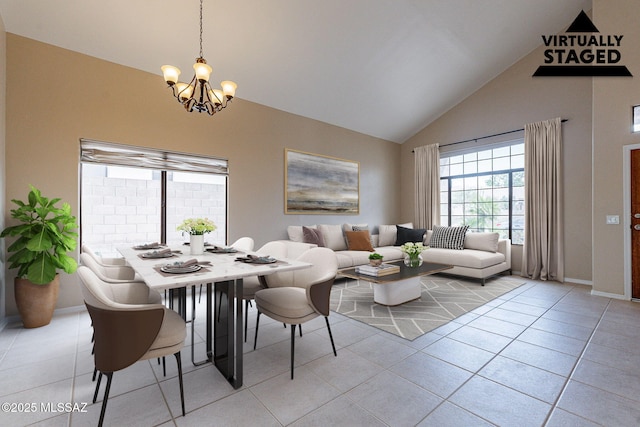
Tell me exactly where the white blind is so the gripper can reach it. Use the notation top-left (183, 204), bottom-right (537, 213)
top-left (80, 139), bottom-right (228, 175)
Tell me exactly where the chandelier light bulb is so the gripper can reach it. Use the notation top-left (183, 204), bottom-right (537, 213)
top-left (176, 82), bottom-right (193, 101)
top-left (221, 81), bottom-right (237, 98)
top-left (161, 65), bottom-right (181, 85)
top-left (193, 60), bottom-right (213, 82)
top-left (209, 89), bottom-right (224, 105)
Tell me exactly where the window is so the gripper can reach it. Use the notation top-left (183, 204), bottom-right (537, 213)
top-left (440, 141), bottom-right (524, 244)
top-left (80, 140), bottom-right (228, 257)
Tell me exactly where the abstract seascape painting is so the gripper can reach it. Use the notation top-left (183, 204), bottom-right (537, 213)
top-left (285, 149), bottom-right (359, 214)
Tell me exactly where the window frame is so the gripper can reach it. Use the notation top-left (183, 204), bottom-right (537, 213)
top-left (439, 140), bottom-right (524, 244)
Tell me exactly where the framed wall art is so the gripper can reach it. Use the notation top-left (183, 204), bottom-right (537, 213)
top-left (633, 105), bottom-right (640, 133)
top-left (285, 149), bottom-right (360, 214)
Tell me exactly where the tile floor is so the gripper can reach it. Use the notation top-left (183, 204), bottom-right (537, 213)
top-left (1, 276), bottom-right (640, 426)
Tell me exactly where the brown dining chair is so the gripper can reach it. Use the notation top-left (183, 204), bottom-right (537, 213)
top-left (77, 266), bottom-right (187, 426)
top-left (253, 247), bottom-right (338, 379)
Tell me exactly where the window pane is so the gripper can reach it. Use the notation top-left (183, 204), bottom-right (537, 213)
top-left (478, 159), bottom-right (492, 173)
top-left (451, 203), bottom-right (464, 215)
top-left (464, 161), bottom-right (477, 174)
top-left (493, 156), bottom-right (510, 171)
top-left (450, 163), bottom-right (464, 176)
top-left (451, 178), bottom-right (464, 191)
top-left (513, 171), bottom-right (525, 186)
top-left (81, 163), bottom-right (161, 257)
top-left (166, 172), bottom-right (227, 246)
top-left (464, 177), bottom-right (477, 190)
top-left (512, 154), bottom-right (524, 169)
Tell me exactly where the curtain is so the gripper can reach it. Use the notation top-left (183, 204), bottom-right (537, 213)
top-left (522, 117), bottom-right (564, 281)
top-left (414, 144), bottom-right (440, 229)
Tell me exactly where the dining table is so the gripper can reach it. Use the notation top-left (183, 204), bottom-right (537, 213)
top-left (117, 244), bottom-right (311, 389)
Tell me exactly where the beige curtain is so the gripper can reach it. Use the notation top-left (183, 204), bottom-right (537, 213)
top-left (414, 144), bottom-right (440, 229)
top-left (522, 117), bottom-right (564, 281)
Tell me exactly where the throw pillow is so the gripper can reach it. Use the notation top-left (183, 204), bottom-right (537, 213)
top-left (378, 224), bottom-right (397, 247)
top-left (287, 225), bottom-right (316, 242)
top-left (378, 222), bottom-right (414, 247)
top-left (302, 226), bottom-right (325, 247)
top-left (430, 225), bottom-right (469, 250)
top-left (345, 230), bottom-right (375, 252)
top-left (395, 225), bottom-right (426, 246)
top-left (318, 224), bottom-right (348, 251)
top-left (464, 232), bottom-right (499, 252)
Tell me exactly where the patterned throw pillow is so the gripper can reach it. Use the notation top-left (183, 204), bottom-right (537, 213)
top-left (429, 225), bottom-right (469, 250)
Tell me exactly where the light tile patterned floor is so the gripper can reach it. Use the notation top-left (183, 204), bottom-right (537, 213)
top-left (1, 276), bottom-right (639, 426)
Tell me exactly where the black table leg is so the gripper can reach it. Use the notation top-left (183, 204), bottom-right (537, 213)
top-left (214, 278), bottom-right (243, 389)
top-left (191, 283), bottom-right (213, 366)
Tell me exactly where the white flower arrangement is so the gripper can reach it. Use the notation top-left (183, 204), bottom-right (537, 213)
top-left (400, 242), bottom-right (428, 256)
top-left (176, 218), bottom-right (217, 235)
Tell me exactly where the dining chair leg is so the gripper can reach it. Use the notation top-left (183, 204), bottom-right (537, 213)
top-left (174, 352), bottom-right (186, 416)
top-left (325, 317), bottom-right (337, 357)
top-left (290, 324), bottom-right (296, 380)
top-left (92, 367), bottom-right (97, 381)
top-left (93, 372), bottom-right (102, 403)
top-left (244, 299), bottom-right (249, 342)
top-left (98, 372), bottom-right (113, 427)
top-left (253, 311), bottom-right (261, 350)
top-left (162, 356), bottom-right (166, 377)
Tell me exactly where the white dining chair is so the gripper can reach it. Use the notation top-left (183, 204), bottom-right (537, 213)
top-left (253, 247), bottom-right (338, 379)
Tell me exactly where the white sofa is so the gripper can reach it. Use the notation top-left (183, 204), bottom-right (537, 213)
top-left (285, 223), bottom-right (512, 285)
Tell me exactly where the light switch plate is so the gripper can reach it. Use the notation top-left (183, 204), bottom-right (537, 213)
top-left (606, 215), bottom-right (620, 224)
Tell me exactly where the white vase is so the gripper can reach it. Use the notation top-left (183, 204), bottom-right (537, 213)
top-left (190, 234), bottom-right (204, 255)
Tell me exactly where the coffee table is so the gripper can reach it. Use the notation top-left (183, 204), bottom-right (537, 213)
top-left (338, 261), bottom-right (452, 306)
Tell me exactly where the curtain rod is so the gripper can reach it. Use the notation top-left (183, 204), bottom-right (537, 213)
top-left (412, 118), bottom-right (568, 152)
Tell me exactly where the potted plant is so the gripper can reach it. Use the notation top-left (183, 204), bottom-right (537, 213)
top-left (177, 217), bottom-right (216, 255)
top-left (1, 185), bottom-right (78, 328)
top-left (368, 252), bottom-right (384, 267)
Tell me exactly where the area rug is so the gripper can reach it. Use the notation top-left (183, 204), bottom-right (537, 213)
top-left (330, 275), bottom-right (526, 340)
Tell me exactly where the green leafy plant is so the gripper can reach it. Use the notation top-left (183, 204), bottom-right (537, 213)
top-left (1, 185), bottom-right (78, 284)
top-left (368, 252), bottom-right (383, 260)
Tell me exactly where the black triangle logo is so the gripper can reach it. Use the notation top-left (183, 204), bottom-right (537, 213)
top-left (566, 10), bottom-right (599, 32)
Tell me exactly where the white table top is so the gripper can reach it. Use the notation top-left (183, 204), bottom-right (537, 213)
top-left (118, 245), bottom-right (310, 291)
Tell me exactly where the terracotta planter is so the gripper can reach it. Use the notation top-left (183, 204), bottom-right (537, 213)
top-left (14, 275), bottom-right (60, 328)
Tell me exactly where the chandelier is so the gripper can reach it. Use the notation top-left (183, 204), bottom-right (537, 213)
top-left (161, 0), bottom-right (237, 115)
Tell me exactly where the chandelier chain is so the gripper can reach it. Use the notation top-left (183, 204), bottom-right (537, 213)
top-left (199, 0), bottom-right (204, 58)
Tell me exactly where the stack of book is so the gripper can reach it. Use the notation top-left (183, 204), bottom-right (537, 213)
top-left (355, 263), bottom-right (400, 277)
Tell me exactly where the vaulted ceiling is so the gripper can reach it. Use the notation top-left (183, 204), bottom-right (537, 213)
top-left (0, 0), bottom-right (591, 143)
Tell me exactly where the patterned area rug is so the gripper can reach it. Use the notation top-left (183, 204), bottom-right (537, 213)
top-left (330, 274), bottom-right (525, 340)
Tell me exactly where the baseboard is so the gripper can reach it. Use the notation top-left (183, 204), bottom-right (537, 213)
top-left (564, 277), bottom-right (593, 286)
top-left (590, 289), bottom-right (628, 300)
top-left (1, 305), bottom-right (87, 330)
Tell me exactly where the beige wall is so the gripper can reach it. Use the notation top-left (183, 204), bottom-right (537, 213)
top-left (3, 34), bottom-right (400, 315)
top-left (592, 0), bottom-right (640, 297)
top-left (401, 25), bottom-right (593, 283)
top-left (0, 15), bottom-right (6, 322)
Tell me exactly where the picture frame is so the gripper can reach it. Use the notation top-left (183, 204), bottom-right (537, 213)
top-left (633, 105), bottom-right (640, 133)
top-left (285, 149), bottom-right (359, 214)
